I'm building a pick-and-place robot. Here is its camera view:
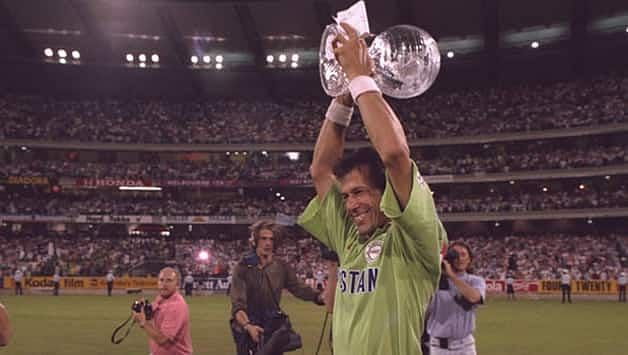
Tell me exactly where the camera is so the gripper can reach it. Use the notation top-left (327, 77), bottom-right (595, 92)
top-left (444, 248), bottom-right (459, 265)
top-left (131, 299), bottom-right (153, 320)
top-left (259, 312), bottom-right (302, 355)
top-left (439, 248), bottom-right (460, 290)
top-left (111, 299), bottom-right (154, 344)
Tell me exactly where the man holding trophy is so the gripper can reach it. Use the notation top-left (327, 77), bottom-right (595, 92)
top-left (299, 9), bottom-right (445, 354)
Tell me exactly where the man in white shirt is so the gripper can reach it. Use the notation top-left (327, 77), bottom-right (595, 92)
top-left (52, 271), bottom-right (61, 296)
top-left (506, 273), bottom-right (515, 301)
top-left (13, 269), bottom-right (23, 296)
top-left (106, 271), bottom-right (115, 296)
top-left (618, 271), bottom-right (626, 303)
top-left (560, 269), bottom-right (572, 304)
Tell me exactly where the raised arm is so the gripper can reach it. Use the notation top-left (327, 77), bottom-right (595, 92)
top-left (334, 23), bottom-right (413, 209)
top-left (284, 264), bottom-right (324, 305)
top-left (443, 261), bottom-right (483, 304)
top-left (310, 94), bottom-right (353, 201)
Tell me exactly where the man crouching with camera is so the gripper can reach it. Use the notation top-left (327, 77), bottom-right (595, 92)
top-left (426, 242), bottom-right (486, 355)
top-left (132, 267), bottom-right (193, 355)
top-left (230, 220), bottom-right (324, 355)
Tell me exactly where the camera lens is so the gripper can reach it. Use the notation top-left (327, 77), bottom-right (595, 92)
top-left (445, 249), bottom-right (459, 264)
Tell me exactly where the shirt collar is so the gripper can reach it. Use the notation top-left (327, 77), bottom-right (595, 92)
top-left (359, 221), bottom-right (391, 244)
top-left (155, 291), bottom-right (179, 307)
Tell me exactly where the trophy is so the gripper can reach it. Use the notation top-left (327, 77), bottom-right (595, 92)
top-left (319, 2), bottom-right (441, 99)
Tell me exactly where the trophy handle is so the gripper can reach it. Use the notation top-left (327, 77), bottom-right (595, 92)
top-left (319, 24), bottom-right (350, 97)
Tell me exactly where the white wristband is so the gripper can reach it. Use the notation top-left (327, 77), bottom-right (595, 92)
top-left (325, 99), bottom-right (354, 127)
top-left (348, 76), bottom-right (381, 102)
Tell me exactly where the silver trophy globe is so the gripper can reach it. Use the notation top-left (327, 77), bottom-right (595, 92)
top-left (319, 24), bottom-right (441, 99)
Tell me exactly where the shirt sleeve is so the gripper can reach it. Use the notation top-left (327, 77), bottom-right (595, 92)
top-left (380, 161), bottom-right (446, 274)
top-left (471, 276), bottom-right (487, 305)
top-left (282, 262), bottom-right (321, 303)
top-left (230, 264), bottom-right (248, 317)
top-left (298, 186), bottom-right (354, 259)
top-left (158, 301), bottom-right (189, 339)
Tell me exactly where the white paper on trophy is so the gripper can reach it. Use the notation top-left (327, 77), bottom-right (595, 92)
top-left (333, 0), bottom-right (370, 36)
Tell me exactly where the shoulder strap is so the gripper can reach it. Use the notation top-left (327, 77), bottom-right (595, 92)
top-left (262, 264), bottom-right (284, 314)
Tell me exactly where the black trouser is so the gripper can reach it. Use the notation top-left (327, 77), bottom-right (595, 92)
top-left (185, 284), bottom-right (193, 296)
top-left (53, 281), bottom-right (59, 296)
top-left (107, 281), bottom-right (113, 296)
top-left (421, 328), bottom-right (430, 355)
top-left (561, 284), bottom-right (571, 303)
top-left (619, 285), bottom-right (626, 302)
top-left (15, 281), bottom-right (23, 295)
top-left (507, 285), bottom-right (515, 299)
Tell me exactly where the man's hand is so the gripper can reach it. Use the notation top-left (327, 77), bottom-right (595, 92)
top-left (245, 324), bottom-right (264, 343)
top-left (132, 310), bottom-right (146, 327)
top-left (333, 22), bottom-right (374, 81)
top-left (442, 260), bottom-right (456, 279)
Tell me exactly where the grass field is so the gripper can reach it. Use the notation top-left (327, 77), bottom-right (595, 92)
top-left (1, 294), bottom-right (627, 355)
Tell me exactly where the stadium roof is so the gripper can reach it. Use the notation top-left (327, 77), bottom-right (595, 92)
top-left (0, 0), bottom-right (627, 97)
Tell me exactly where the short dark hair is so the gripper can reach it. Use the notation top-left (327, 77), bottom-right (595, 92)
top-left (333, 147), bottom-right (386, 191)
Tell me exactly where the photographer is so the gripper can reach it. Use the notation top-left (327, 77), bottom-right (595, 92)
top-left (230, 220), bottom-right (324, 355)
top-left (427, 242), bottom-right (486, 355)
top-left (132, 267), bottom-right (193, 355)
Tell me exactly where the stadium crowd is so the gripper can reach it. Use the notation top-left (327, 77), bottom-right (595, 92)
top-left (0, 234), bottom-right (173, 278)
top-left (435, 185), bottom-right (628, 213)
top-left (1, 233), bottom-right (626, 282)
top-left (2, 183), bottom-right (626, 216)
top-left (458, 233), bottom-right (627, 281)
top-left (416, 143), bottom-right (627, 175)
top-left (2, 72), bottom-right (627, 292)
top-left (1, 73), bottom-right (625, 144)
top-left (2, 141), bottom-right (626, 180)
top-left (0, 194), bottom-right (306, 217)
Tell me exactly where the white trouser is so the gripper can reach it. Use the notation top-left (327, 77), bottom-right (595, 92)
top-left (429, 334), bottom-right (476, 355)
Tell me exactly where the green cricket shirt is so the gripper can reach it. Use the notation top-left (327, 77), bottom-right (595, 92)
top-left (298, 161), bottom-right (446, 355)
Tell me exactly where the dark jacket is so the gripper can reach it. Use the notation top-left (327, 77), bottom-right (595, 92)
top-left (230, 256), bottom-right (321, 322)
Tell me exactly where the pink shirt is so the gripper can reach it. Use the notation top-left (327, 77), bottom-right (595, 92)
top-left (149, 292), bottom-right (193, 355)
